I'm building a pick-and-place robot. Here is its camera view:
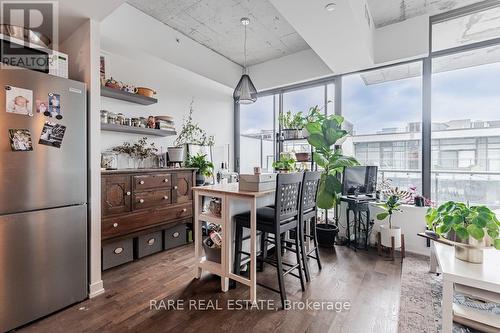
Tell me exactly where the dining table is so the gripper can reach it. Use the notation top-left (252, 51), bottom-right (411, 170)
top-left (192, 183), bottom-right (275, 302)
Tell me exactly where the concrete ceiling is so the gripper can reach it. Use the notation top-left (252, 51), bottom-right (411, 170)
top-left (367, 0), bottom-right (485, 28)
top-left (125, 0), bottom-right (310, 66)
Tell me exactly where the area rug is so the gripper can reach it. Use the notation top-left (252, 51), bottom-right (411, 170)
top-left (398, 253), bottom-right (480, 333)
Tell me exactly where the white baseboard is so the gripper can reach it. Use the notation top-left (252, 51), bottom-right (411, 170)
top-left (89, 280), bottom-right (105, 298)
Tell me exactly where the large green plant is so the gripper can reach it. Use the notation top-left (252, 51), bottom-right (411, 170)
top-left (305, 114), bottom-right (359, 209)
top-left (184, 153), bottom-right (214, 177)
top-left (376, 195), bottom-right (402, 229)
top-left (425, 201), bottom-right (500, 250)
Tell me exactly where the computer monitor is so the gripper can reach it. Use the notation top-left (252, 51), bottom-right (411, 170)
top-left (342, 166), bottom-right (378, 196)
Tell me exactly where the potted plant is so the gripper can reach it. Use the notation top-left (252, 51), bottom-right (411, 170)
top-left (169, 100), bottom-right (215, 162)
top-left (425, 201), bottom-right (500, 263)
top-left (279, 111), bottom-right (305, 140)
top-left (184, 153), bottom-right (214, 185)
top-left (272, 152), bottom-right (296, 173)
top-left (305, 114), bottom-right (359, 246)
top-left (376, 195), bottom-right (403, 249)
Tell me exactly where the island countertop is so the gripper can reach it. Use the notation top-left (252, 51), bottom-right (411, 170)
top-left (101, 167), bottom-right (197, 175)
top-left (192, 182), bottom-right (274, 198)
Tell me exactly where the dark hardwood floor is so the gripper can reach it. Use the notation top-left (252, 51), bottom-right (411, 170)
top-left (19, 244), bottom-right (401, 333)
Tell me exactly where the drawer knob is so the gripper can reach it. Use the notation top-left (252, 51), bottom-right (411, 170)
top-left (139, 199), bottom-right (145, 203)
top-left (147, 238), bottom-right (155, 246)
top-left (182, 208), bottom-right (187, 212)
top-left (114, 247), bottom-right (123, 254)
top-left (163, 196), bottom-right (169, 200)
top-left (113, 223), bottom-right (118, 228)
top-left (140, 180), bottom-right (145, 185)
top-left (126, 191), bottom-right (131, 196)
top-left (172, 232), bottom-right (180, 238)
top-left (174, 186), bottom-right (178, 190)
top-left (164, 179), bottom-right (169, 183)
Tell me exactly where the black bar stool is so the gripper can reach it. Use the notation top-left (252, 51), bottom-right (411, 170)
top-left (233, 172), bottom-right (305, 308)
top-left (299, 171), bottom-right (322, 282)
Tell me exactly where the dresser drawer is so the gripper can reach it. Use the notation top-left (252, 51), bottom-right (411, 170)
top-left (102, 238), bottom-right (133, 270)
top-left (133, 190), bottom-right (171, 210)
top-left (102, 202), bottom-right (193, 239)
top-left (134, 174), bottom-right (171, 191)
top-left (135, 231), bottom-right (163, 258)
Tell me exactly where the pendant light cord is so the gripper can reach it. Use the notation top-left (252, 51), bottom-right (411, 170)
top-left (244, 23), bottom-right (247, 71)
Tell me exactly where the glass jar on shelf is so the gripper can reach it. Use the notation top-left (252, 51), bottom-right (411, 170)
top-left (100, 110), bottom-right (109, 124)
top-left (108, 112), bottom-right (118, 124)
top-left (116, 113), bottom-right (125, 125)
top-left (131, 117), bottom-right (140, 127)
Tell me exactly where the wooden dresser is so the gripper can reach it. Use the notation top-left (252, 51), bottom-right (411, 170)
top-left (101, 168), bottom-right (197, 270)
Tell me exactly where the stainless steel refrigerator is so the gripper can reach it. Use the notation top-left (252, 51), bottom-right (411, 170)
top-left (0, 66), bottom-right (87, 332)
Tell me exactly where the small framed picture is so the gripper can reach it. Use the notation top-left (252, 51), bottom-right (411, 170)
top-left (5, 86), bottom-right (33, 116)
top-left (39, 121), bottom-right (67, 148)
top-left (8, 129), bottom-right (33, 151)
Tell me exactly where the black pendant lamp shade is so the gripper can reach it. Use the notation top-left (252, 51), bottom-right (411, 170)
top-left (234, 17), bottom-right (257, 104)
top-left (233, 73), bottom-right (257, 104)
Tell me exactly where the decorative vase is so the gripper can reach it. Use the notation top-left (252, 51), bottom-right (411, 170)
top-left (167, 146), bottom-right (185, 162)
top-left (448, 232), bottom-right (491, 264)
top-left (380, 225), bottom-right (402, 248)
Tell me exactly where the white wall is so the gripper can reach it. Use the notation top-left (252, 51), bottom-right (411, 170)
top-left (100, 47), bottom-right (235, 169)
top-left (248, 49), bottom-right (332, 91)
top-left (60, 19), bottom-right (104, 298)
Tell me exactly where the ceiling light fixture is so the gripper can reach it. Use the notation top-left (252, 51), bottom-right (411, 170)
top-left (325, 3), bottom-right (336, 11)
top-left (233, 17), bottom-right (257, 105)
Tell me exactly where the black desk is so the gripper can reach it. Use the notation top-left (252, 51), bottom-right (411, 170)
top-left (341, 196), bottom-right (376, 250)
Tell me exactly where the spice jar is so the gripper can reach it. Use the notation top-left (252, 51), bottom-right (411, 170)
top-left (131, 118), bottom-right (140, 127)
top-left (108, 112), bottom-right (118, 124)
top-left (116, 113), bottom-right (125, 125)
top-left (139, 117), bottom-right (147, 128)
top-left (124, 117), bottom-right (132, 126)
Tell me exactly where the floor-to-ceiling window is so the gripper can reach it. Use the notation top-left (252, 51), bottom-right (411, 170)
top-left (430, 4), bottom-right (500, 208)
top-left (239, 95), bottom-right (276, 174)
top-left (236, 3), bottom-right (500, 209)
top-left (341, 62), bottom-right (423, 193)
top-left (431, 46), bottom-right (500, 208)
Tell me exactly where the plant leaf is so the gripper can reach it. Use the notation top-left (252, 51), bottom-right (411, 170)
top-left (313, 153), bottom-right (327, 168)
top-left (307, 133), bottom-right (327, 149)
top-left (377, 212), bottom-right (389, 221)
top-left (305, 122), bottom-right (322, 135)
top-left (494, 239), bottom-right (500, 250)
top-left (316, 178), bottom-right (334, 209)
top-left (467, 224), bottom-right (485, 240)
top-left (454, 226), bottom-right (469, 241)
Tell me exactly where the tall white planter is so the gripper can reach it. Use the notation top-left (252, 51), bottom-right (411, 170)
top-left (380, 225), bottom-right (402, 249)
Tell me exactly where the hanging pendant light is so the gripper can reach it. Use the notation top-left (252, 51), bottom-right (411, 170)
top-left (233, 17), bottom-right (257, 104)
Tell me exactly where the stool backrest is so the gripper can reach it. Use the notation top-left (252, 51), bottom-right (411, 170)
top-left (275, 172), bottom-right (304, 223)
top-left (301, 171), bottom-right (322, 212)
